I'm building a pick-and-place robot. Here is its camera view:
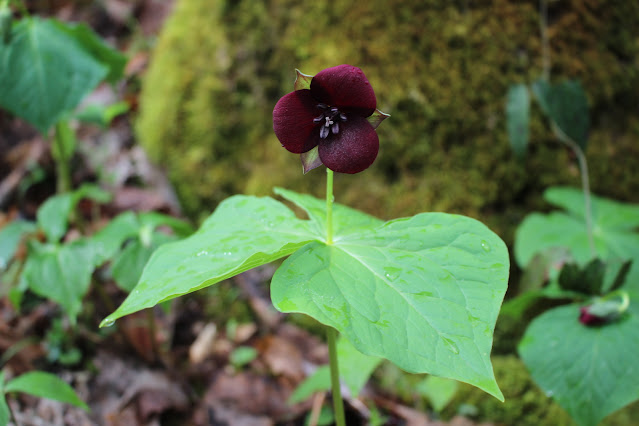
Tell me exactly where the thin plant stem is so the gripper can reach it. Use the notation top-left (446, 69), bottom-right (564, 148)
top-left (324, 167), bottom-right (345, 425)
top-left (327, 326), bottom-right (346, 426)
top-left (539, 0), bottom-right (550, 81)
top-left (326, 168), bottom-right (334, 245)
top-left (53, 123), bottom-right (72, 194)
top-left (551, 122), bottom-right (596, 257)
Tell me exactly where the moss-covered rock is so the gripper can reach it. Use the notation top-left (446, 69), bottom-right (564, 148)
top-left (136, 0), bottom-right (639, 242)
top-left (443, 355), bottom-right (639, 426)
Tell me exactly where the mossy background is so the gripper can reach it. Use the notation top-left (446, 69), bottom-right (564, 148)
top-left (135, 0), bottom-right (639, 423)
top-left (137, 0), bottom-right (639, 237)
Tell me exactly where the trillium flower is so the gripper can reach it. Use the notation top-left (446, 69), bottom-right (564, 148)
top-left (273, 65), bottom-right (389, 174)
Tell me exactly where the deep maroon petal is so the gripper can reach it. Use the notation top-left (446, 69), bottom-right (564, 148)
top-left (310, 65), bottom-right (376, 117)
top-left (273, 90), bottom-right (321, 153)
top-left (318, 115), bottom-right (378, 174)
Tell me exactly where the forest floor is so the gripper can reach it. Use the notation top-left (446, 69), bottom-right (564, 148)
top-left (0, 1), bottom-right (494, 425)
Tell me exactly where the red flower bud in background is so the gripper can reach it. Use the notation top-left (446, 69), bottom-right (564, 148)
top-left (578, 295), bottom-right (627, 327)
top-left (579, 306), bottom-right (608, 326)
top-left (273, 65), bottom-right (388, 174)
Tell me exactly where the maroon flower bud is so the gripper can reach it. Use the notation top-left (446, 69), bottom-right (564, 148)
top-left (273, 65), bottom-right (388, 174)
top-left (578, 296), bottom-right (626, 327)
top-left (579, 306), bottom-right (607, 326)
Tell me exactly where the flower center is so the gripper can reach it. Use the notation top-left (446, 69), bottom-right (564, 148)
top-left (313, 104), bottom-right (347, 139)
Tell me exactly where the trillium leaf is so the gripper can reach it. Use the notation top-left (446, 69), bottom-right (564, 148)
top-left (101, 195), bottom-right (319, 326)
top-left (274, 187), bottom-right (383, 238)
top-left (294, 69), bottom-right (314, 91)
top-left (272, 212), bottom-right (509, 400)
top-left (5, 371), bottom-right (88, 410)
top-left (505, 83), bottom-right (530, 159)
top-left (0, 18), bottom-right (108, 134)
top-left (532, 79), bottom-right (589, 150)
top-left (515, 187), bottom-right (639, 292)
top-left (518, 303), bottom-right (639, 426)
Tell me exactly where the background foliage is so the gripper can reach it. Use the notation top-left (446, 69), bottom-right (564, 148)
top-left (137, 0), bottom-right (639, 242)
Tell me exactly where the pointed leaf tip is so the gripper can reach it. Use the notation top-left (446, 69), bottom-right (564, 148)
top-left (294, 69), bottom-right (313, 91)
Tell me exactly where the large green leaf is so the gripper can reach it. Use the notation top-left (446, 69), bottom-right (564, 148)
top-left (272, 213), bottom-right (509, 400)
top-left (5, 371), bottom-right (88, 410)
top-left (515, 187), bottom-right (639, 291)
top-left (275, 187), bottom-right (383, 237)
top-left (0, 18), bottom-right (108, 133)
top-left (22, 240), bottom-right (97, 320)
top-left (100, 195), bottom-right (319, 325)
top-left (505, 83), bottom-right (530, 159)
top-left (519, 304), bottom-right (639, 426)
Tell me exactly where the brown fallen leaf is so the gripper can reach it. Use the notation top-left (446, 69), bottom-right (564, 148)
top-left (255, 335), bottom-right (305, 382)
top-left (189, 322), bottom-right (217, 364)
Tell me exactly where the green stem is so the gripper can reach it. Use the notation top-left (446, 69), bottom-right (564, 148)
top-left (325, 167), bottom-right (345, 425)
top-left (539, 0), bottom-right (550, 81)
top-left (327, 326), bottom-right (346, 426)
top-left (326, 168), bottom-right (334, 245)
top-left (551, 122), bottom-right (596, 257)
top-left (53, 122), bottom-right (72, 194)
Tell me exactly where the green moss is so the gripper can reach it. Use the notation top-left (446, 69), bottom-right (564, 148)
top-left (136, 0), bottom-right (639, 242)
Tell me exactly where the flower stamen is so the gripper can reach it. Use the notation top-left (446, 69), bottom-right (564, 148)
top-left (314, 104), bottom-right (347, 139)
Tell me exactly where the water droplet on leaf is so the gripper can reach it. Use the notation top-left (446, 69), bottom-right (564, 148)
top-left (101, 318), bottom-right (116, 328)
top-left (196, 250), bottom-right (208, 257)
top-left (442, 337), bottom-right (460, 354)
top-left (480, 240), bottom-right (491, 252)
top-left (383, 266), bottom-right (402, 282)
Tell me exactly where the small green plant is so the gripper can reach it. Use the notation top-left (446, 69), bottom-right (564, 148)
top-left (0, 0), bottom-right (128, 194)
top-left (512, 188), bottom-right (638, 426)
top-left (503, 2), bottom-right (639, 423)
top-left (102, 65), bottom-right (510, 425)
top-left (0, 184), bottom-right (193, 322)
top-left (0, 369), bottom-right (88, 425)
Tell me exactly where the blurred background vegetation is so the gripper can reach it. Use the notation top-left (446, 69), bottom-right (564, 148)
top-left (131, 1), bottom-right (639, 423)
top-left (137, 0), bottom-right (638, 247)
